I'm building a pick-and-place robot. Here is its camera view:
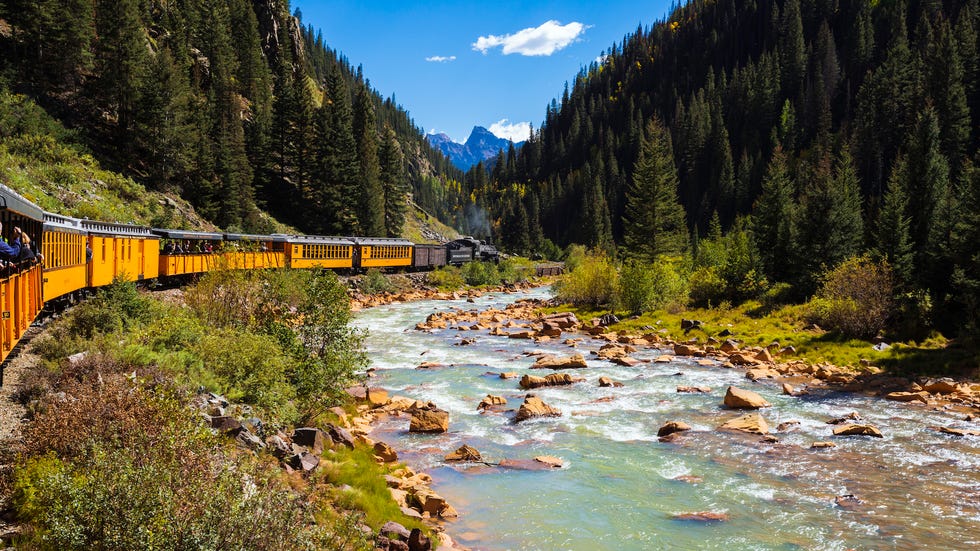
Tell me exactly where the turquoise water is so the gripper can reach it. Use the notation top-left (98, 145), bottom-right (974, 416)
top-left (354, 288), bottom-right (980, 550)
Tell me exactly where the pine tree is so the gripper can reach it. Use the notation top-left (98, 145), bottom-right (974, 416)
top-left (875, 154), bottom-right (914, 287)
top-left (353, 87), bottom-right (385, 236)
top-left (752, 146), bottom-right (795, 282)
top-left (379, 125), bottom-right (408, 237)
top-left (624, 117), bottom-right (688, 262)
top-left (314, 67), bottom-right (360, 234)
top-left (950, 159), bottom-right (980, 338)
top-left (926, 18), bottom-right (970, 168)
top-left (91, 0), bottom-right (148, 154)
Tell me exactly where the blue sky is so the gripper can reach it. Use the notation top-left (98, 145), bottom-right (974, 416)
top-left (292, 0), bottom-right (674, 143)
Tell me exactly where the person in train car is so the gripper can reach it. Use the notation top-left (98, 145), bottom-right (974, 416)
top-left (205, 242), bottom-right (213, 253)
top-left (163, 241), bottom-right (175, 254)
top-left (0, 222), bottom-right (24, 261)
top-left (17, 229), bottom-right (37, 263)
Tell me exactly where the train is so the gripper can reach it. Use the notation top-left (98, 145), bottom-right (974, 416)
top-left (0, 183), bottom-right (500, 381)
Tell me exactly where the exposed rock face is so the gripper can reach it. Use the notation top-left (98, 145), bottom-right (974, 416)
top-left (531, 353), bottom-right (588, 369)
top-left (409, 404), bottom-right (449, 433)
top-left (719, 413), bottom-right (769, 434)
top-left (723, 386), bottom-right (771, 409)
top-left (658, 421), bottom-right (692, 437)
top-left (520, 372), bottom-right (583, 389)
top-left (515, 394), bottom-right (561, 422)
top-left (832, 424), bottom-right (883, 437)
top-left (445, 444), bottom-right (483, 462)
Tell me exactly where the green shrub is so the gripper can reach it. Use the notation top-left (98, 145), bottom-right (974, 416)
top-left (498, 257), bottom-right (536, 284)
top-left (427, 266), bottom-right (464, 290)
top-left (688, 266), bottom-right (727, 307)
top-left (66, 278), bottom-right (156, 339)
top-left (806, 256), bottom-right (895, 339)
top-left (619, 258), bottom-right (688, 315)
top-left (359, 269), bottom-right (394, 294)
top-left (556, 250), bottom-right (618, 308)
top-left (563, 244), bottom-right (589, 272)
top-left (462, 260), bottom-right (501, 286)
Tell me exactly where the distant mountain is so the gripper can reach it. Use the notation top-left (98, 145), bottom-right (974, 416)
top-left (428, 126), bottom-right (523, 170)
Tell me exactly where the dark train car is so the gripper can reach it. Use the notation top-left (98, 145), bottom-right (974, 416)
top-left (0, 183), bottom-right (44, 374)
top-left (446, 237), bottom-right (499, 265)
top-left (412, 244), bottom-right (447, 270)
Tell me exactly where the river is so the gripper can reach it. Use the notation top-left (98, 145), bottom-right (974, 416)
top-left (353, 287), bottom-right (980, 550)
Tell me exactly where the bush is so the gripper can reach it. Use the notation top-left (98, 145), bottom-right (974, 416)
top-left (427, 266), bottom-right (464, 290)
top-left (619, 258), bottom-right (688, 315)
top-left (461, 260), bottom-right (501, 286)
top-left (359, 269), bottom-right (394, 295)
top-left (66, 278), bottom-right (156, 339)
top-left (806, 256), bottom-right (895, 339)
top-left (688, 266), bottom-right (727, 307)
top-left (555, 250), bottom-right (618, 308)
top-left (498, 257), bottom-right (535, 285)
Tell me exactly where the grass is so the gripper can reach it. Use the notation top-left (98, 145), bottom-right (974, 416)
top-left (546, 300), bottom-right (980, 379)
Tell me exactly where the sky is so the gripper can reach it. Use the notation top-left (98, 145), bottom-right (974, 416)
top-left (292, 0), bottom-right (674, 144)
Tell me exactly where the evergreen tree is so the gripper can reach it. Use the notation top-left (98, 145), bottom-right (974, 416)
top-left (91, 0), bottom-right (148, 154)
top-left (379, 125), bottom-right (408, 237)
top-left (353, 87), bottom-right (385, 236)
top-left (950, 159), bottom-right (980, 338)
top-left (314, 67), bottom-right (360, 234)
top-left (624, 117), bottom-right (688, 262)
top-left (875, 154), bottom-right (914, 287)
top-left (752, 146), bottom-right (795, 282)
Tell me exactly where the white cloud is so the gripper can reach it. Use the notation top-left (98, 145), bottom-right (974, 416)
top-left (473, 20), bottom-right (588, 56)
top-left (425, 55), bottom-right (457, 63)
top-left (489, 119), bottom-right (531, 142)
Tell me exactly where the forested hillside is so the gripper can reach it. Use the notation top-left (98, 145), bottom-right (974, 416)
top-left (482, 0), bottom-right (980, 339)
top-left (0, 0), bottom-right (466, 237)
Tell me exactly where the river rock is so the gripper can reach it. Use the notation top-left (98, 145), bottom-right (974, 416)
top-left (719, 413), bottom-right (769, 434)
top-left (508, 330), bottom-right (535, 339)
top-left (677, 385), bottom-right (711, 393)
top-left (291, 427), bottom-right (325, 454)
top-left (327, 425), bottom-right (356, 449)
top-left (380, 521), bottom-right (412, 540)
top-left (409, 405), bottom-right (449, 433)
top-left (515, 395), bottom-right (562, 422)
top-left (374, 441), bottom-right (398, 462)
top-left (754, 348), bottom-right (774, 363)
top-left (933, 426), bottom-right (980, 437)
top-left (723, 386), bottom-right (771, 409)
top-left (922, 379), bottom-right (962, 395)
top-left (445, 444), bottom-right (483, 462)
top-left (826, 412), bottom-right (861, 424)
top-left (728, 353), bottom-right (762, 366)
top-left (832, 424), bottom-right (883, 438)
top-left (531, 353), bottom-right (588, 369)
top-left (478, 394), bottom-right (507, 410)
top-left (673, 343), bottom-right (701, 356)
top-left (520, 373), bottom-right (582, 389)
top-left (672, 511), bottom-right (728, 522)
top-left (658, 421), bottom-right (692, 437)
top-left (533, 455), bottom-right (564, 468)
top-left (366, 387), bottom-right (389, 406)
top-left (612, 356), bottom-right (642, 367)
top-left (654, 355), bottom-right (673, 363)
top-left (782, 383), bottom-right (795, 395)
top-left (598, 376), bottom-right (625, 388)
top-left (409, 528), bottom-right (431, 551)
top-left (499, 372), bottom-right (518, 379)
top-left (746, 368), bottom-right (778, 381)
top-left (719, 339), bottom-right (739, 353)
top-left (811, 441), bottom-right (836, 449)
top-left (885, 391), bottom-right (929, 403)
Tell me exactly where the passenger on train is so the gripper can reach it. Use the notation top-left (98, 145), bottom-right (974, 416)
top-left (163, 241), bottom-right (175, 254)
top-left (17, 230), bottom-right (36, 263)
top-left (0, 222), bottom-right (23, 261)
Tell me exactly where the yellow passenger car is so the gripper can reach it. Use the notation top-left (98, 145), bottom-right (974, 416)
top-left (352, 237), bottom-right (413, 270)
top-left (83, 220), bottom-right (159, 287)
top-left (0, 183), bottom-right (44, 372)
top-left (40, 213), bottom-right (88, 302)
top-left (283, 235), bottom-right (355, 270)
top-left (154, 229), bottom-right (225, 277)
top-left (222, 233), bottom-right (286, 270)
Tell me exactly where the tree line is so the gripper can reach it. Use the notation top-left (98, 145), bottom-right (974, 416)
top-left (476, 0), bottom-right (980, 341)
top-left (0, 0), bottom-right (467, 236)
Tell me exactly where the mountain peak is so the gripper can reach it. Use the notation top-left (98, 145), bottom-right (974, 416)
top-left (429, 125), bottom-right (522, 170)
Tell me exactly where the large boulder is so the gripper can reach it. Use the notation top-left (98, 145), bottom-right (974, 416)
top-left (409, 405), bottom-right (449, 433)
top-left (531, 353), bottom-right (588, 369)
top-left (832, 424), bottom-right (883, 438)
top-left (723, 386), bottom-right (771, 409)
top-left (515, 395), bottom-right (562, 422)
top-left (719, 413), bottom-right (769, 434)
top-left (520, 373), bottom-right (582, 389)
top-left (292, 427), bottom-right (326, 454)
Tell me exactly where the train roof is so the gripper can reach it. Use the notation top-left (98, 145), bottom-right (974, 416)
top-left (81, 219), bottom-right (156, 238)
top-left (275, 234), bottom-right (355, 245)
top-left (152, 228), bottom-right (225, 240)
top-left (349, 237), bottom-right (413, 247)
top-left (42, 212), bottom-right (87, 235)
top-left (0, 183), bottom-right (45, 220)
top-left (223, 232), bottom-right (287, 243)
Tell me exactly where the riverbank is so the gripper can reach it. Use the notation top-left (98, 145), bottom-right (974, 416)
top-left (354, 288), bottom-right (980, 548)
